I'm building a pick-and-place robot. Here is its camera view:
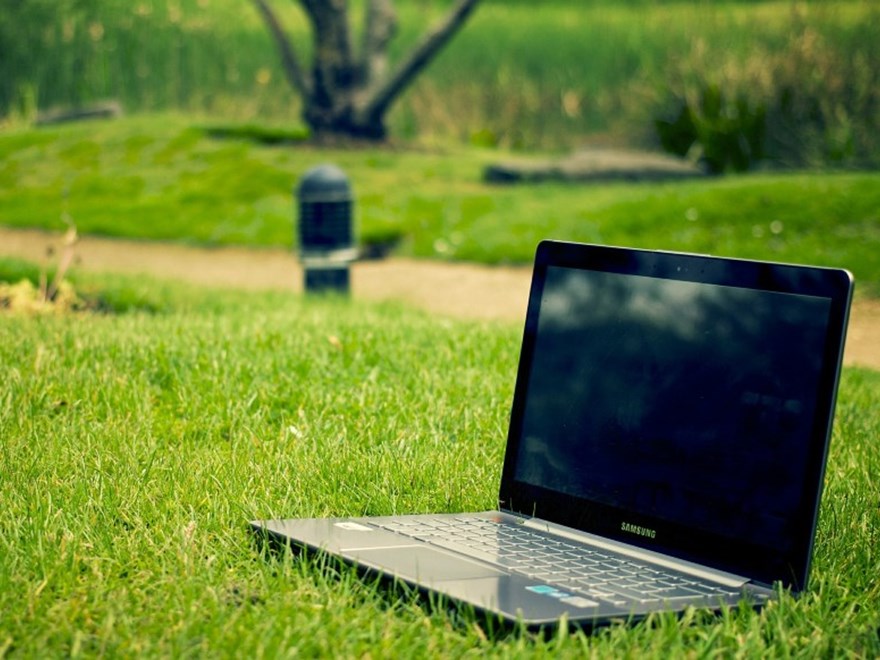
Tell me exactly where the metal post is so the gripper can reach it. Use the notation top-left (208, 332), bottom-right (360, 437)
top-left (296, 164), bottom-right (357, 294)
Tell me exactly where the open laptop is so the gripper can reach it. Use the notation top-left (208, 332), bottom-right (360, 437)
top-left (251, 240), bottom-right (853, 629)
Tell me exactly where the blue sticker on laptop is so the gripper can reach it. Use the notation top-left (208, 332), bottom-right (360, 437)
top-left (527, 585), bottom-right (571, 598)
top-left (527, 585), bottom-right (596, 607)
top-left (526, 585), bottom-right (558, 595)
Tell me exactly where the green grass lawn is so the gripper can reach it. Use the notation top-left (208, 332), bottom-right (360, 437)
top-left (2, 116), bottom-right (879, 294)
top-left (1, 276), bottom-right (878, 655)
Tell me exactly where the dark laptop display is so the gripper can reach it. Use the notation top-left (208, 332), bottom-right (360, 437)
top-left (500, 244), bottom-right (852, 591)
top-left (252, 241), bottom-right (853, 628)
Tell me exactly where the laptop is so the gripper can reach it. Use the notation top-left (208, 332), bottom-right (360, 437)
top-left (250, 240), bottom-right (853, 629)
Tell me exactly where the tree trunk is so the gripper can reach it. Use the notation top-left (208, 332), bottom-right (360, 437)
top-left (300, 0), bottom-right (361, 136)
top-left (252, 0), bottom-right (481, 141)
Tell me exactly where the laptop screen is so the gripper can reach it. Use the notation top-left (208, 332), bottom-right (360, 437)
top-left (499, 242), bottom-right (852, 590)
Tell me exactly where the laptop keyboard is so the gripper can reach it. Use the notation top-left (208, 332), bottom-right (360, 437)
top-left (378, 516), bottom-right (742, 607)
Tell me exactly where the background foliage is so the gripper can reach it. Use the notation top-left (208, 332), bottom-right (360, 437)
top-left (1, 0), bottom-right (878, 166)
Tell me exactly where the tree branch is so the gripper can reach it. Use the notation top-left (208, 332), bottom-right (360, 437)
top-left (358, 0), bottom-right (481, 122)
top-left (361, 0), bottom-right (398, 85)
top-left (251, 0), bottom-right (310, 98)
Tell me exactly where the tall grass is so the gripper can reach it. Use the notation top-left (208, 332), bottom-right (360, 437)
top-left (652, 3), bottom-right (880, 168)
top-left (2, 1), bottom-right (877, 158)
top-left (0, 0), bottom-right (302, 121)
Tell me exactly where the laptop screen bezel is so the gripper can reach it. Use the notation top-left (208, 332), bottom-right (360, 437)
top-left (498, 240), bottom-right (853, 591)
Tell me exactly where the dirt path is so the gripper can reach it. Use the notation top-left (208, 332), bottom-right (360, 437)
top-left (2, 226), bottom-right (877, 370)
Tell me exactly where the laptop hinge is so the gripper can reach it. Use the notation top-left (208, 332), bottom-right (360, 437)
top-left (523, 517), bottom-right (750, 588)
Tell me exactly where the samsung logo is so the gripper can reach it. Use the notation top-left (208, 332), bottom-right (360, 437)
top-left (621, 522), bottom-right (656, 539)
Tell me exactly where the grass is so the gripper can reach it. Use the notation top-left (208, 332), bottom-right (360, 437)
top-left (2, 115), bottom-right (879, 294)
top-left (0, 275), bottom-right (878, 655)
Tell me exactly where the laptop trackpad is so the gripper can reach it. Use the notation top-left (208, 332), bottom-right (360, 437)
top-left (345, 546), bottom-right (505, 582)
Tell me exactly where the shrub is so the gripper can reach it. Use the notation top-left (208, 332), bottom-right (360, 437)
top-left (655, 84), bottom-right (766, 174)
top-left (653, 7), bottom-right (880, 170)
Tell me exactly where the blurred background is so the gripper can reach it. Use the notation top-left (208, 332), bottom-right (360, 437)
top-left (3, 0), bottom-right (878, 169)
